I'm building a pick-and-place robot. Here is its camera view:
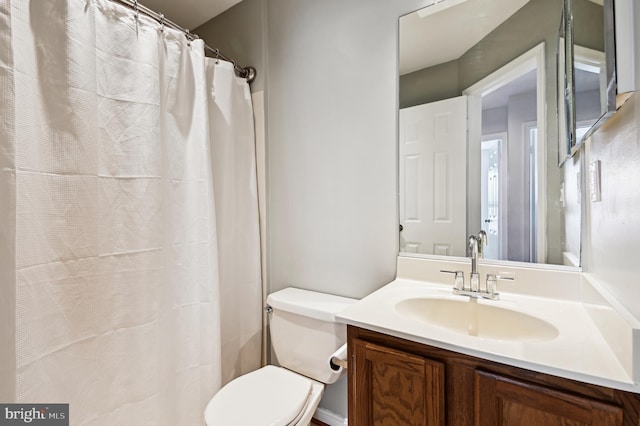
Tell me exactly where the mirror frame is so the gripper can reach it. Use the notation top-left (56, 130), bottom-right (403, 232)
top-left (563, 0), bottom-right (617, 160)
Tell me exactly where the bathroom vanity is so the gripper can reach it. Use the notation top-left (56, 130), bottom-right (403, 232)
top-left (347, 326), bottom-right (638, 425)
top-left (337, 257), bottom-right (640, 425)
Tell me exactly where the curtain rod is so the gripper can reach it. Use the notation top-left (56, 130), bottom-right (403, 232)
top-left (113, 0), bottom-right (256, 83)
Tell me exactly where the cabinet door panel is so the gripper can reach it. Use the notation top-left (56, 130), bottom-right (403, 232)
top-left (475, 370), bottom-right (623, 426)
top-left (351, 338), bottom-right (444, 426)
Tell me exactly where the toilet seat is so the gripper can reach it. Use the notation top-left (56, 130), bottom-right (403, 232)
top-left (204, 365), bottom-right (323, 426)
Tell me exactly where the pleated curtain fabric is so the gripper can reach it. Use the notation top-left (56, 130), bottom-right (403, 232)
top-left (206, 59), bottom-right (263, 387)
top-left (0, 0), bottom-right (262, 424)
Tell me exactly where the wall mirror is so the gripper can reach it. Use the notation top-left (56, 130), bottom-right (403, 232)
top-left (560, 0), bottom-right (616, 163)
top-left (398, 0), bottom-right (582, 267)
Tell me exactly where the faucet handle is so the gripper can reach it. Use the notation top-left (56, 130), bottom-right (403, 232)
top-left (440, 270), bottom-right (465, 291)
top-left (493, 273), bottom-right (515, 282)
top-left (486, 274), bottom-right (498, 296)
top-left (486, 273), bottom-right (515, 282)
top-left (486, 274), bottom-right (515, 299)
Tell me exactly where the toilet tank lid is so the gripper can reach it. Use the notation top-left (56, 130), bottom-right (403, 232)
top-left (267, 287), bottom-right (358, 322)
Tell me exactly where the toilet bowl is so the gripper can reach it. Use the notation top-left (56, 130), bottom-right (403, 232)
top-left (204, 287), bottom-right (356, 426)
top-left (204, 366), bottom-right (324, 425)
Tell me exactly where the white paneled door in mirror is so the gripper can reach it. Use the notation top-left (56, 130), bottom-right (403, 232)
top-left (399, 96), bottom-right (467, 257)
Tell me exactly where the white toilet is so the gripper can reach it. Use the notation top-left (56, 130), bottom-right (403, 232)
top-left (204, 287), bottom-right (357, 426)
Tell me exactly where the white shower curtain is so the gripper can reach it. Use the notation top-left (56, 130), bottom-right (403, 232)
top-left (207, 59), bottom-right (263, 386)
top-left (0, 0), bottom-right (262, 424)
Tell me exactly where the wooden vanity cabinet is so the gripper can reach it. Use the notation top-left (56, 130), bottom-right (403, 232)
top-left (351, 338), bottom-right (445, 425)
top-left (348, 326), bottom-right (640, 426)
top-left (475, 370), bottom-right (623, 425)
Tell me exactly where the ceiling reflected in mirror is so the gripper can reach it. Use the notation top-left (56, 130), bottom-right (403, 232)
top-left (399, 0), bottom-right (529, 76)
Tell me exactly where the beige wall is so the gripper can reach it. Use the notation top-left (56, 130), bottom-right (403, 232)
top-left (399, 59), bottom-right (459, 109)
top-left (264, 0), bottom-right (430, 301)
top-left (584, 92), bottom-right (640, 320)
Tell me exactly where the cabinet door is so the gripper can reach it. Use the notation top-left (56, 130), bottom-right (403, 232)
top-left (350, 339), bottom-right (445, 426)
top-left (475, 370), bottom-right (623, 426)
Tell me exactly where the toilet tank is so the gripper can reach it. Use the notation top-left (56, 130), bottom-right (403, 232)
top-left (266, 287), bottom-right (357, 384)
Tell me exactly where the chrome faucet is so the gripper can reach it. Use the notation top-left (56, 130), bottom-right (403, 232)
top-left (442, 230), bottom-right (514, 300)
top-left (468, 230), bottom-right (487, 292)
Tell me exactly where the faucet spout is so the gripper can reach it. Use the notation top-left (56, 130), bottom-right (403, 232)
top-left (468, 232), bottom-right (487, 292)
top-left (468, 235), bottom-right (479, 274)
top-left (468, 231), bottom-right (487, 274)
top-left (477, 230), bottom-right (487, 260)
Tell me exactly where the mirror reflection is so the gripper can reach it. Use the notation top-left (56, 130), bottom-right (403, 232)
top-left (399, 0), bottom-right (581, 266)
top-left (570, 0), bottom-right (616, 152)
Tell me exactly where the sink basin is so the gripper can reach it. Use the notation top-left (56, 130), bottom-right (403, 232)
top-left (395, 297), bottom-right (559, 342)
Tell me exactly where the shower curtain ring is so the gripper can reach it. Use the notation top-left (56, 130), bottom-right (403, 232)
top-left (186, 29), bottom-right (191, 46)
top-left (159, 13), bottom-right (165, 32)
top-left (214, 49), bottom-right (220, 64)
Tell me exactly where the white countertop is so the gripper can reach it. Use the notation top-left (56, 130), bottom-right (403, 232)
top-left (337, 277), bottom-right (640, 394)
